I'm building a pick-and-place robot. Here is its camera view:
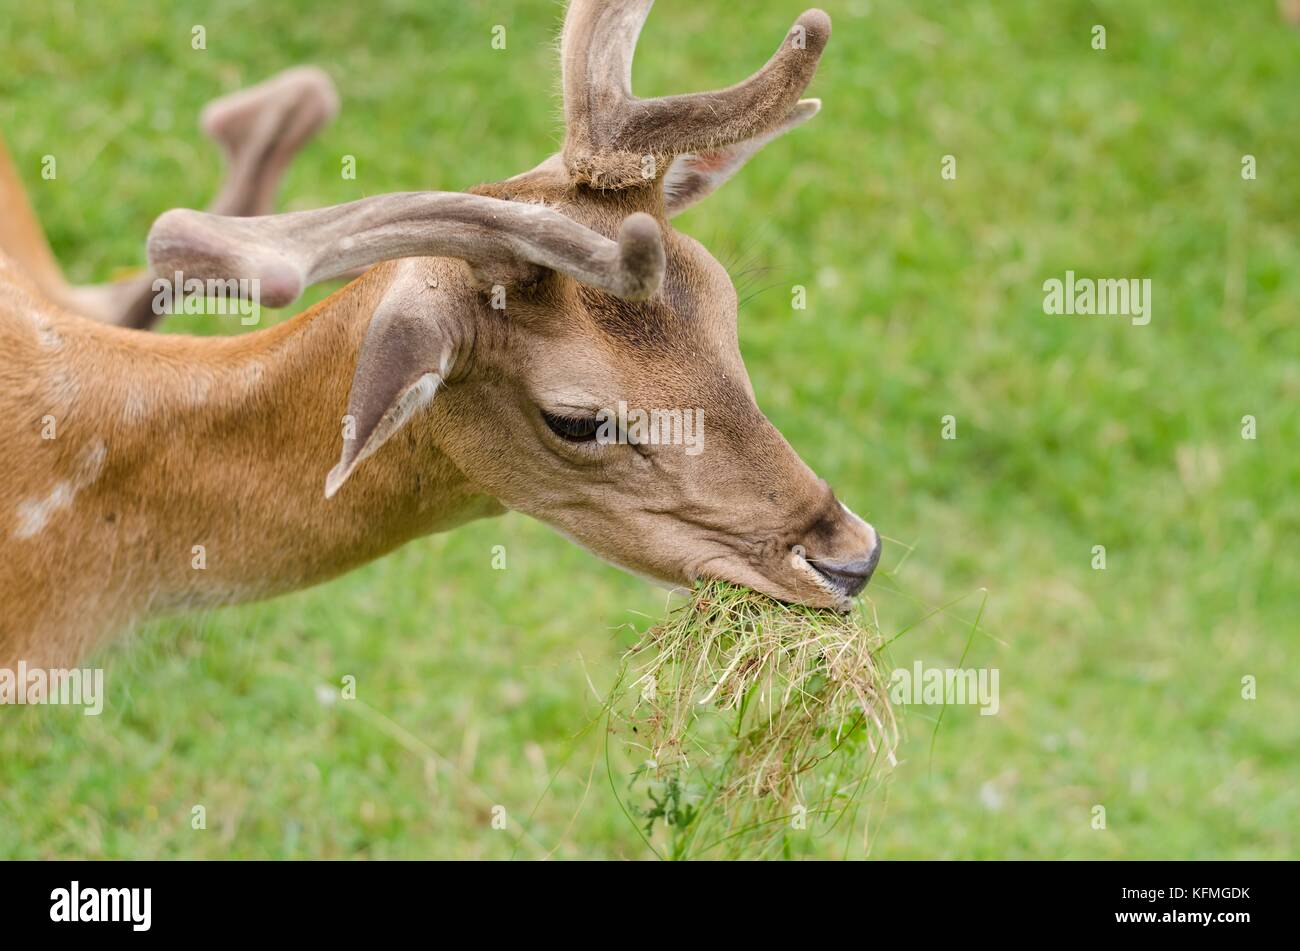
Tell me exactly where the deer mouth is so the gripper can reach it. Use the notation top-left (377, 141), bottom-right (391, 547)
top-left (689, 549), bottom-right (857, 613)
top-left (790, 552), bottom-right (857, 611)
top-left (806, 546), bottom-right (881, 598)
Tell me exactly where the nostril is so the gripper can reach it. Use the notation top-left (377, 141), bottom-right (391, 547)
top-left (809, 539), bottom-right (882, 598)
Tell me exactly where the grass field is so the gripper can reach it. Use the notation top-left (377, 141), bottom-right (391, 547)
top-left (1, 0), bottom-right (1297, 859)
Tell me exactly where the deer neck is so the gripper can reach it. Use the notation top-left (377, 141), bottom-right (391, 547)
top-left (2, 262), bottom-right (502, 663)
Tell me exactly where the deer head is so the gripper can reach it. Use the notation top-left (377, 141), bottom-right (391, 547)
top-left (146, 0), bottom-right (880, 609)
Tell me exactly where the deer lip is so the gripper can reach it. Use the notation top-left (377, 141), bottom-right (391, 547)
top-left (691, 553), bottom-right (852, 612)
top-left (791, 554), bottom-right (855, 611)
top-left (808, 561), bottom-right (866, 597)
top-left (801, 508), bottom-right (882, 600)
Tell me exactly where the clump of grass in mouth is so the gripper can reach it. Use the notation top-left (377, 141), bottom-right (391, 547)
top-left (606, 580), bottom-right (897, 859)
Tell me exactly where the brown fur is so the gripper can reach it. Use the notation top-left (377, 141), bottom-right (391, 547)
top-left (0, 137), bottom-right (65, 305)
top-left (0, 2), bottom-right (879, 668)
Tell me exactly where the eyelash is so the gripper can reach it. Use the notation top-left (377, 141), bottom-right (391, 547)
top-left (541, 410), bottom-right (600, 443)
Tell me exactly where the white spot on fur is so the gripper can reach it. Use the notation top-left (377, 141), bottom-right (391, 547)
top-left (122, 386), bottom-right (153, 424)
top-left (14, 483), bottom-right (74, 539)
top-left (185, 373), bottom-right (213, 406)
top-left (45, 365), bottom-right (81, 407)
top-left (236, 361), bottom-right (265, 394)
top-left (12, 440), bottom-right (106, 540)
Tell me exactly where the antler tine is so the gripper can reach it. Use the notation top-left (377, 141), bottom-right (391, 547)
top-left (561, 1), bottom-right (831, 188)
top-left (146, 193), bottom-right (666, 304)
top-left (561, 0), bottom-right (655, 164)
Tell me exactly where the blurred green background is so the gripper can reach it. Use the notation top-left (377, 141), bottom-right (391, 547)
top-left (1, 0), bottom-right (1297, 859)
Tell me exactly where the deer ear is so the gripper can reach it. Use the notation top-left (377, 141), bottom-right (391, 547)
top-left (662, 99), bottom-right (821, 216)
top-left (325, 266), bottom-right (462, 499)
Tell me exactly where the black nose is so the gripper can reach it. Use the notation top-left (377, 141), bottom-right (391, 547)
top-left (809, 539), bottom-right (882, 597)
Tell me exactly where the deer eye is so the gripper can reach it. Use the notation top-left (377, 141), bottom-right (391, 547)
top-left (541, 410), bottom-right (600, 443)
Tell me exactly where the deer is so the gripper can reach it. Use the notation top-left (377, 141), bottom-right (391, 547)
top-left (0, 66), bottom-right (338, 330)
top-left (0, 0), bottom-right (881, 670)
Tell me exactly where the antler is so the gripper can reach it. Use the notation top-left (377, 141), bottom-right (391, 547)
top-left (199, 65), bottom-right (340, 220)
top-left (561, 0), bottom-right (831, 187)
top-left (146, 193), bottom-right (666, 305)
